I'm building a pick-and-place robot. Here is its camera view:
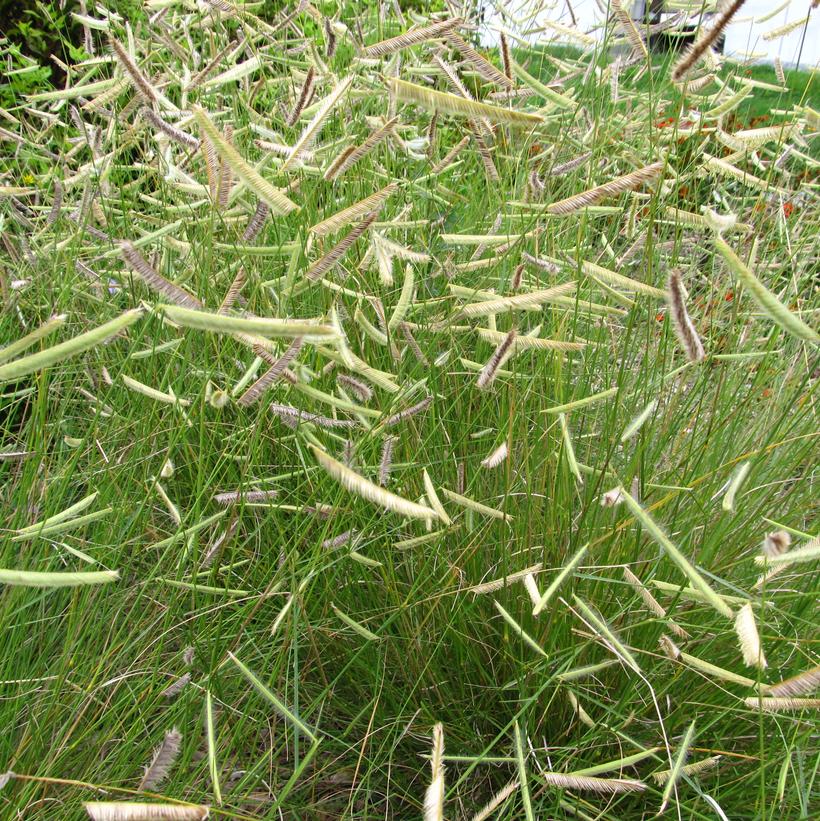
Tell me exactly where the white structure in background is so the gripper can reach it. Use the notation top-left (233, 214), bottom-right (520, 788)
top-left (723, 1), bottom-right (819, 68)
top-left (478, 1), bottom-right (820, 68)
top-left (477, 0), bottom-right (609, 48)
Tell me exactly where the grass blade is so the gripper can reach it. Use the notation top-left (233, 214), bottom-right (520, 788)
top-left (659, 720), bottom-right (696, 814)
top-left (311, 444), bottom-right (439, 521)
top-left (532, 544), bottom-right (588, 616)
top-left (620, 490), bottom-right (734, 619)
top-left (0, 309), bottom-right (143, 383)
top-left (493, 601), bottom-right (548, 658)
top-left (0, 569), bottom-right (118, 587)
top-left (192, 105), bottom-right (299, 215)
top-left (205, 690), bottom-right (223, 806)
top-left (390, 78), bottom-right (542, 125)
top-left (714, 236), bottom-right (818, 344)
top-left (227, 651), bottom-right (318, 743)
top-left (513, 721), bottom-right (535, 821)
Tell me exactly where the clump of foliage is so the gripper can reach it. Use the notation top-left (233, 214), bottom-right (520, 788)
top-left (0, 2), bottom-right (817, 820)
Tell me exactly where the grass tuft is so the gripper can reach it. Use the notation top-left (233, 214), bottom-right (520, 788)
top-left (0, 4), bottom-right (817, 819)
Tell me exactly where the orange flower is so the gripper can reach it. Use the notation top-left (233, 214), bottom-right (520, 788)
top-left (724, 290), bottom-right (734, 302)
top-left (783, 202), bottom-right (794, 217)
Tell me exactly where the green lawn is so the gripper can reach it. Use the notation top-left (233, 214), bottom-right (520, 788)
top-left (521, 42), bottom-right (817, 123)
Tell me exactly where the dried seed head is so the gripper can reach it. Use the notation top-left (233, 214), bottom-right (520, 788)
top-left (209, 389), bottom-right (230, 409)
top-left (324, 18), bottom-right (337, 57)
top-left (238, 338), bottom-right (303, 407)
top-left (659, 634), bottom-right (681, 659)
top-left (109, 35), bottom-right (158, 105)
top-left (243, 200), bottom-right (270, 242)
top-left (85, 803), bottom-right (208, 820)
top-left (379, 435), bottom-right (397, 486)
top-left (600, 487), bottom-right (625, 507)
top-left (499, 31), bottom-right (512, 79)
top-left (139, 728), bottom-right (182, 791)
top-left (476, 329), bottom-right (516, 390)
top-left (430, 135), bottom-right (470, 175)
top-left (325, 117), bottom-right (398, 181)
top-left (762, 530), bottom-right (791, 557)
top-left (337, 373), bottom-right (373, 402)
top-left (322, 529), bottom-right (357, 549)
top-left (481, 441), bottom-right (508, 469)
top-left (269, 403), bottom-right (357, 429)
top-left (142, 108), bottom-right (200, 149)
top-left (703, 207), bottom-right (737, 234)
top-left (540, 772), bottom-right (646, 793)
top-left (651, 755), bottom-right (721, 785)
top-left (611, 0), bottom-right (648, 58)
top-left (424, 722), bottom-right (445, 821)
top-left (735, 603), bottom-right (767, 669)
top-left (213, 489), bottom-right (279, 505)
top-left (667, 270), bottom-right (705, 362)
top-left (121, 241), bottom-right (203, 310)
top-left (382, 395), bottom-right (433, 429)
top-left (285, 66), bottom-right (316, 128)
top-left (768, 665), bottom-right (820, 698)
top-left (364, 18), bottom-right (462, 58)
top-left (161, 673), bottom-right (191, 698)
top-left (672, 0), bottom-right (749, 81)
top-left (743, 696), bottom-right (820, 711)
top-left (306, 211), bottom-right (379, 281)
top-left (547, 162), bottom-right (663, 214)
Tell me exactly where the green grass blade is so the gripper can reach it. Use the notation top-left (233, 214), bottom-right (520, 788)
top-left (0, 314), bottom-right (67, 365)
top-left (0, 569), bottom-right (119, 587)
top-left (0, 309), bottom-right (143, 383)
top-left (227, 652), bottom-right (319, 743)
top-left (714, 236), bottom-right (819, 344)
top-left (513, 721), bottom-right (535, 821)
top-left (192, 105), bottom-right (299, 215)
top-left (620, 491), bottom-right (734, 619)
top-left (205, 689), bottom-right (223, 806)
top-left (532, 544), bottom-right (588, 616)
top-left (158, 304), bottom-right (337, 339)
top-left (493, 601), bottom-right (548, 658)
top-left (658, 720), bottom-right (696, 814)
